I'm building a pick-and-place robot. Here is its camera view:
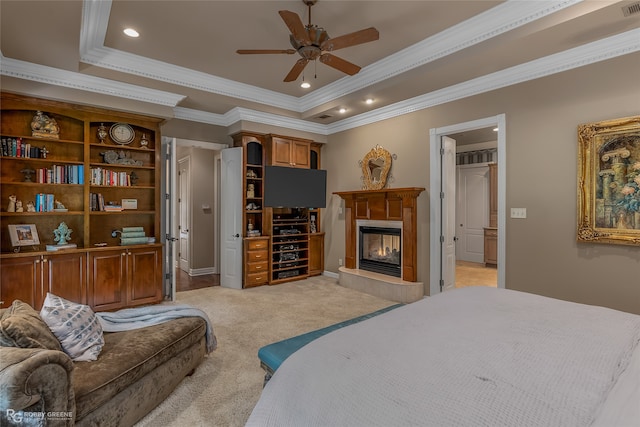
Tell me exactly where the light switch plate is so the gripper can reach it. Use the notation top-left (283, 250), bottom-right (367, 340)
top-left (511, 207), bottom-right (527, 219)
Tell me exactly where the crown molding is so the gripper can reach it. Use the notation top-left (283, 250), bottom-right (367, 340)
top-left (3, 27), bottom-right (637, 136)
top-left (0, 54), bottom-right (186, 106)
top-left (80, 0), bottom-right (580, 114)
top-left (326, 28), bottom-right (640, 134)
top-left (80, 0), bottom-right (300, 112)
top-left (174, 106), bottom-right (328, 135)
top-left (299, 0), bottom-right (583, 110)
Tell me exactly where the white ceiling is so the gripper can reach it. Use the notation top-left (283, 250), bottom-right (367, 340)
top-left (1, 1), bottom-right (639, 142)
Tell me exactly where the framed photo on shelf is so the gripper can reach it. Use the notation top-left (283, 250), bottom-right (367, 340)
top-left (8, 224), bottom-right (41, 247)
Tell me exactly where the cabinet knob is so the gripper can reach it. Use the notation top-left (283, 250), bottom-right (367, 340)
top-left (43, 259), bottom-right (48, 263)
top-left (35, 259), bottom-right (40, 264)
top-left (255, 254), bottom-right (262, 258)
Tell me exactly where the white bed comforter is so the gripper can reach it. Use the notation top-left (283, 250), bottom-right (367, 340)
top-left (247, 287), bottom-right (640, 427)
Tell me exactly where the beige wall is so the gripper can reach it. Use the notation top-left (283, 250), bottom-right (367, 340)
top-left (323, 52), bottom-right (640, 314)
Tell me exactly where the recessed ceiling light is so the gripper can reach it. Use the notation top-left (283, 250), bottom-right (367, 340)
top-left (339, 108), bottom-right (347, 114)
top-left (301, 81), bottom-right (311, 89)
top-left (365, 98), bottom-right (374, 104)
top-left (123, 28), bottom-right (139, 38)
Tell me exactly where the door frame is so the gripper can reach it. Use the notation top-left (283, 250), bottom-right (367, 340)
top-left (161, 138), bottom-right (227, 300)
top-left (429, 114), bottom-right (506, 296)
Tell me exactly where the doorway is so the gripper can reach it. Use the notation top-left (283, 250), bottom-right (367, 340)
top-left (429, 114), bottom-right (506, 296)
top-left (162, 138), bottom-right (227, 300)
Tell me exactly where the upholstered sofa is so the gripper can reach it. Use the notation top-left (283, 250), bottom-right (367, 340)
top-left (0, 301), bottom-right (209, 427)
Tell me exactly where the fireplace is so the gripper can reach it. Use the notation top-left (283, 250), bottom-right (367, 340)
top-left (359, 226), bottom-right (401, 277)
top-left (334, 187), bottom-right (425, 303)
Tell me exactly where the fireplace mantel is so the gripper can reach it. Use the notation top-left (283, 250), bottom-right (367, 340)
top-left (334, 187), bottom-right (425, 282)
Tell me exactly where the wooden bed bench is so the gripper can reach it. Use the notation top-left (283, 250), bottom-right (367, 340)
top-left (258, 304), bottom-right (403, 385)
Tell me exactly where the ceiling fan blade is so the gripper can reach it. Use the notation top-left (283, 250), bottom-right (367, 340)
top-left (237, 49), bottom-right (296, 55)
top-left (319, 53), bottom-right (361, 76)
top-left (321, 27), bottom-right (379, 51)
top-left (279, 10), bottom-right (311, 46)
top-left (284, 58), bottom-right (309, 82)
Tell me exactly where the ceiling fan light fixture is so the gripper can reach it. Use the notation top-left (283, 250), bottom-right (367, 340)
top-left (239, 0), bottom-right (379, 83)
top-left (339, 108), bottom-right (347, 114)
top-left (365, 98), bottom-right (374, 105)
top-left (301, 81), bottom-right (311, 88)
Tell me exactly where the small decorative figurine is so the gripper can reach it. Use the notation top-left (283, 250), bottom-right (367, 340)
top-left (15, 200), bottom-right (24, 212)
top-left (139, 133), bottom-right (149, 149)
top-left (26, 201), bottom-right (36, 212)
top-left (31, 111), bottom-right (60, 139)
top-left (247, 183), bottom-right (255, 198)
top-left (20, 168), bottom-right (35, 182)
top-left (7, 195), bottom-right (17, 212)
top-left (246, 169), bottom-right (257, 178)
top-left (101, 150), bottom-right (143, 166)
top-left (310, 215), bottom-right (317, 233)
top-left (54, 200), bottom-right (68, 212)
top-left (97, 123), bottom-right (108, 144)
top-left (53, 222), bottom-right (72, 245)
top-left (40, 146), bottom-right (49, 159)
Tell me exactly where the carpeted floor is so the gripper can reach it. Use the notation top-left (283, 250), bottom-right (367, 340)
top-left (134, 275), bottom-right (396, 427)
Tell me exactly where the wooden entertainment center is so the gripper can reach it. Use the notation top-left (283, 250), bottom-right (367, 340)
top-left (0, 93), bottom-right (163, 310)
top-left (232, 132), bottom-right (324, 288)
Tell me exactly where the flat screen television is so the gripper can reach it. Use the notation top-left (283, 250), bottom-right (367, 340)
top-left (264, 166), bottom-right (327, 208)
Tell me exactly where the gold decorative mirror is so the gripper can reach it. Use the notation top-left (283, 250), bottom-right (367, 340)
top-left (361, 145), bottom-right (392, 190)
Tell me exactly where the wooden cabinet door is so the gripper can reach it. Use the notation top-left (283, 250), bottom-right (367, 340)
top-left (88, 249), bottom-right (127, 311)
top-left (309, 233), bottom-right (325, 276)
top-left (0, 256), bottom-right (42, 309)
top-left (270, 137), bottom-right (310, 168)
top-left (484, 228), bottom-right (498, 266)
top-left (127, 246), bottom-right (162, 306)
top-left (271, 137), bottom-right (293, 167)
top-left (291, 141), bottom-right (310, 168)
top-left (44, 252), bottom-right (87, 305)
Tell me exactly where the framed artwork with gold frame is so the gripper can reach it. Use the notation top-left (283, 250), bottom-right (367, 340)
top-left (577, 115), bottom-right (640, 246)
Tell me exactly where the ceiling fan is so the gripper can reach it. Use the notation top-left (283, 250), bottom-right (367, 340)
top-left (237, 0), bottom-right (379, 82)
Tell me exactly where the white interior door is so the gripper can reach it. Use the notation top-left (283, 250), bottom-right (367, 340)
top-left (162, 136), bottom-right (177, 301)
top-left (220, 147), bottom-right (243, 289)
top-left (456, 164), bottom-right (489, 263)
top-left (441, 136), bottom-right (457, 291)
top-left (178, 157), bottom-right (190, 273)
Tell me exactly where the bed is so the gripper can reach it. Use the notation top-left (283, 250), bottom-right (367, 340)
top-left (246, 287), bottom-right (640, 426)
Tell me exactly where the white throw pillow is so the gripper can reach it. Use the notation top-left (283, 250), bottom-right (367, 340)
top-left (40, 293), bottom-right (104, 361)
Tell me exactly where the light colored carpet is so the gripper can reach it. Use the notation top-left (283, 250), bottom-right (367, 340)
top-left (134, 275), bottom-right (396, 427)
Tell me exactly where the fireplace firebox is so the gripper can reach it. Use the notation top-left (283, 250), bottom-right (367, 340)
top-left (358, 226), bottom-right (401, 277)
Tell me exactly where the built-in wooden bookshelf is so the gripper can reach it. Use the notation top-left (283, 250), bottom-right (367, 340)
top-left (0, 92), bottom-right (163, 310)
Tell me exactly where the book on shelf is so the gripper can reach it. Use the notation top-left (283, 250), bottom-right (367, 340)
top-left (122, 226), bottom-right (145, 233)
top-left (103, 204), bottom-right (123, 212)
top-left (120, 231), bottom-right (146, 238)
top-left (120, 236), bottom-right (149, 245)
top-left (34, 193), bottom-right (55, 212)
top-left (46, 243), bottom-right (78, 251)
